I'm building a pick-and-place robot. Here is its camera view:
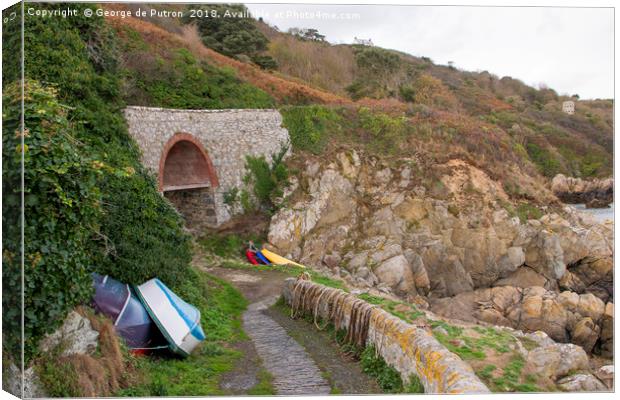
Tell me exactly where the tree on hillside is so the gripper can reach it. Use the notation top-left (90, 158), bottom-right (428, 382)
top-left (346, 47), bottom-right (403, 100)
top-left (183, 3), bottom-right (277, 70)
top-left (289, 27), bottom-right (326, 42)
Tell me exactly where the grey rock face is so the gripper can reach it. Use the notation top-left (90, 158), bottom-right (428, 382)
top-left (39, 310), bottom-right (99, 356)
top-left (525, 343), bottom-right (589, 381)
top-left (3, 363), bottom-right (47, 398)
top-left (556, 373), bottom-right (607, 392)
top-left (374, 255), bottom-right (416, 295)
top-left (595, 365), bottom-right (614, 389)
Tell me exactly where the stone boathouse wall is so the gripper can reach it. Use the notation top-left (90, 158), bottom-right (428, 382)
top-left (124, 106), bottom-right (291, 228)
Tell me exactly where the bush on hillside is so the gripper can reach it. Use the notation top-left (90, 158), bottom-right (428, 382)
top-left (280, 105), bottom-right (342, 154)
top-left (244, 146), bottom-right (290, 212)
top-left (347, 47), bottom-right (403, 100)
top-left (404, 73), bottom-right (459, 110)
top-left (266, 34), bottom-right (356, 95)
top-left (526, 142), bottom-right (561, 177)
top-left (358, 107), bottom-right (408, 154)
top-left (251, 54), bottom-right (279, 70)
top-left (183, 4), bottom-right (268, 59)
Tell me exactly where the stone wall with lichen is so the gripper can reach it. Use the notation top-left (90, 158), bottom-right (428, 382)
top-left (282, 278), bottom-right (490, 394)
top-left (124, 106), bottom-right (291, 226)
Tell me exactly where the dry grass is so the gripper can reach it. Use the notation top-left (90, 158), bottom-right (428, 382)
top-left (61, 307), bottom-right (129, 397)
top-left (104, 7), bottom-right (350, 106)
top-left (267, 35), bottom-right (356, 95)
top-left (355, 97), bottom-right (410, 114)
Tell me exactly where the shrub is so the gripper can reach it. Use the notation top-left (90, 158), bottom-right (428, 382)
top-left (525, 142), bottom-right (560, 177)
top-left (516, 203), bottom-right (543, 223)
top-left (407, 73), bottom-right (458, 110)
top-left (183, 4), bottom-right (268, 59)
top-left (346, 47), bottom-right (402, 100)
top-left (280, 105), bottom-right (341, 154)
top-left (266, 34), bottom-right (356, 95)
top-left (358, 107), bottom-right (407, 154)
top-left (244, 146), bottom-right (290, 212)
top-left (252, 54), bottom-right (278, 70)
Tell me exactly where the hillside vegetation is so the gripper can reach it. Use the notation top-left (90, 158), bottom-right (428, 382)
top-left (105, 3), bottom-right (611, 202)
top-left (256, 22), bottom-right (612, 180)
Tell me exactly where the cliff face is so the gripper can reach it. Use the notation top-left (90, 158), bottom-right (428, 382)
top-left (551, 174), bottom-right (613, 208)
top-left (267, 151), bottom-right (613, 357)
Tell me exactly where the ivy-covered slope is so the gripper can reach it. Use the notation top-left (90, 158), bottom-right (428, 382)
top-left (2, 3), bottom-right (193, 363)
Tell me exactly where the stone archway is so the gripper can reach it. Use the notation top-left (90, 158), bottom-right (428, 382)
top-left (158, 133), bottom-right (219, 191)
top-left (159, 133), bottom-right (219, 230)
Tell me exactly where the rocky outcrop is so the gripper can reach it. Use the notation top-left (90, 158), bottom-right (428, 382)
top-left (551, 174), bottom-right (613, 208)
top-left (429, 286), bottom-right (613, 355)
top-left (39, 310), bottom-right (100, 356)
top-left (560, 256), bottom-right (613, 303)
top-left (524, 342), bottom-right (589, 381)
top-left (267, 151), bottom-right (614, 357)
top-left (595, 365), bottom-right (614, 390)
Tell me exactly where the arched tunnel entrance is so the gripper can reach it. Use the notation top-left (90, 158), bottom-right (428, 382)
top-left (159, 133), bottom-right (219, 230)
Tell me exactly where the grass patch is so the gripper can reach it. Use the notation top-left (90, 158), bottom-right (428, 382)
top-left (247, 369), bottom-right (276, 395)
top-left (357, 293), bottom-right (424, 322)
top-left (199, 232), bottom-right (264, 258)
top-left (515, 202), bottom-right (543, 223)
top-left (36, 347), bottom-right (81, 397)
top-left (477, 365), bottom-right (497, 380)
top-left (404, 374), bottom-right (425, 393)
top-left (218, 256), bottom-right (348, 291)
top-left (488, 355), bottom-right (540, 392)
top-left (280, 105), bottom-right (342, 154)
top-left (117, 269), bottom-right (248, 396)
top-left (360, 346), bottom-right (405, 393)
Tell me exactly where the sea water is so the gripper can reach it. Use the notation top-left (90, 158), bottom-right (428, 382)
top-left (570, 203), bottom-right (614, 223)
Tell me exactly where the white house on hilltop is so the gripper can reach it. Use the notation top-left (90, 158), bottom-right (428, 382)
top-left (562, 101), bottom-right (575, 115)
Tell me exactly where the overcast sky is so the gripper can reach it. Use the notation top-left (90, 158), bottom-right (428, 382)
top-left (245, 4), bottom-right (613, 99)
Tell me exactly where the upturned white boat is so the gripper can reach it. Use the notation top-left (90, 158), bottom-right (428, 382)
top-left (134, 278), bottom-right (205, 357)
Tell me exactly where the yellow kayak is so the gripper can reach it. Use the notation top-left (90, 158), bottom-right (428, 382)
top-left (260, 248), bottom-right (306, 268)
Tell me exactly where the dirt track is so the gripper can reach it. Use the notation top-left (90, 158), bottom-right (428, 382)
top-left (205, 266), bottom-right (380, 395)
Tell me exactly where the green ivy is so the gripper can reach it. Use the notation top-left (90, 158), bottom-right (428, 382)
top-left (2, 3), bottom-right (192, 363)
top-left (2, 81), bottom-right (101, 363)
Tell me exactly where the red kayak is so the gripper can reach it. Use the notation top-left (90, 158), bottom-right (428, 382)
top-left (245, 249), bottom-right (259, 265)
